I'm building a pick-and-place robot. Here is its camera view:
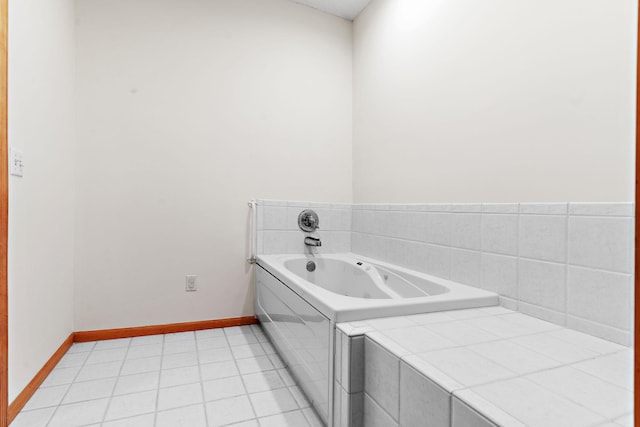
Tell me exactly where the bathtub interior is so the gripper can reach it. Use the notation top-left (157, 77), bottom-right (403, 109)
top-left (283, 256), bottom-right (449, 299)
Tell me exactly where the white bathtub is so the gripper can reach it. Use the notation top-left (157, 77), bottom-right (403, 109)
top-left (258, 253), bottom-right (498, 323)
top-left (255, 253), bottom-right (498, 426)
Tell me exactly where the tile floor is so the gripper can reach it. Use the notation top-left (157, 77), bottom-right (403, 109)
top-left (12, 325), bottom-right (323, 427)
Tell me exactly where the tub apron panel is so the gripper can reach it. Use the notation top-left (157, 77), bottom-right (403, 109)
top-left (256, 265), bottom-right (331, 425)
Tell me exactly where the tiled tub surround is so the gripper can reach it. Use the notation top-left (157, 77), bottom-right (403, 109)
top-left (256, 200), bottom-right (633, 345)
top-left (256, 200), bottom-right (352, 255)
top-left (336, 306), bottom-right (633, 427)
top-left (255, 244), bottom-right (497, 425)
top-left (12, 325), bottom-right (323, 427)
top-left (351, 202), bottom-right (634, 346)
top-left (333, 330), bottom-right (364, 427)
top-left (253, 199), bottom-right (634, 425)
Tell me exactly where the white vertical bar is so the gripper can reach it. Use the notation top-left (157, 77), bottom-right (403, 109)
top-left (248, 200), bottom-right (257, 263)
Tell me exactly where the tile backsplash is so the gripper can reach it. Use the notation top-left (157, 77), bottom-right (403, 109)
top-left (255, 200), bottom-right (634, 346)
top-left (352, 202), bottom-right (634, 346)
top-left (256, 199), bottom-right (352, 255)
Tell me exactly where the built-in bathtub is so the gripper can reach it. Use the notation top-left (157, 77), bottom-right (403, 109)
top-left (255, 253), bottom-right (498, 426)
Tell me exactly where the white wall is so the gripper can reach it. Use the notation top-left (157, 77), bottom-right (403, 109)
top-left (7, 0), bottom-right (635, 398)
top-left (8, 0), bottom-right (76, 401)
top-left (353, 0), bottom-right (637, 203)
top-left (74, 0), bottom-right (353, 330)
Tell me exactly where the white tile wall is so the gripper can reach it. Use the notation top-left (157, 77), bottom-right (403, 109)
top-left (568, 203), bottom-right (634, 217)
top-left (481, 203), bottom-right (519, 214)
top-left (481, 214), bottom-right (519, 256)
top-left (519, 202), bottom-right (568, 215)
top-left (517, 259), bottom-right (566, 312)
top-left (481, 253), bottom-right (518, 298)
top-left (568, 216), bottom-right (633, 273)
top-left (424, 244), bottom-right (451, 279)
top-left (255, 200), bottom-right (634, 345)
top-left (426, 213), bottom-right (452, 246)
top-left (363, 393), bottom-right (398, 427)
top-left (363, 338), bottom-right (400, 421)
top-left (349, 202), bottom-right (635, 346)
top-left (452, 396), bottom-right (497, 427)
top-left (518, 215), bottom-right (567, 262)
top-left (450, 249), bottom-right (481, 287)
top-left (334, 329), bottom-right (365, 427)
top-left (567, 267), bottom-right (632, 330)
top-left (451, 213), bottom-right (481, 250)
top-left (257, 200), bottom-right (352, 256)
top-left (399, 362), bottom-right (450, 427)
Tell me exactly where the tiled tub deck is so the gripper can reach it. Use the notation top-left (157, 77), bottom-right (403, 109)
top-left (335, 306), bottom-right (633, 427)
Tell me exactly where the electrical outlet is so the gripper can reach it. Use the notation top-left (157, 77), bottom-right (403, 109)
top-left (185, 275), bottom-right (197, 292)
top-left (9, 147), bottom-right (23, 177)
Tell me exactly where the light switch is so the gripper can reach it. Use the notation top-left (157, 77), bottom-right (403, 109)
top-left (9, 147), bottom-right (23, 177)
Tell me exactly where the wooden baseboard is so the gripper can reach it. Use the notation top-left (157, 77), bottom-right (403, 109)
top-left (73, 316), bottom-right (257, 342)
top-left (8, 333), bottom-right (74, 424)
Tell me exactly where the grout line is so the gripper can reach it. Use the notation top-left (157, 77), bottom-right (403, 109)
top-left (363, 389), bottom-right (397, 424)
top-left (517, 256), bottom-right (571, 267)
top-left (375, 322), bottom-right (619, 366)
top-left (515, 204), bottom-right (521, 313)
top-left (194, 331), bottom-right (211, 426)
top-left (35, 328), bottom-right (318, 425)
top-left (566, 313), bottom-right (631, 333)
top-left (399, 338), bottom-right (628, 416)
top-left (354, 226), bottom-right (632, 276)
top-left (445, 213), bottom-right (452, 280)
top-left (568, 213), bottom-right (634, 219)
top-left (479, 211), bottom-right (486, 296)
top-left (101, 338), bottom-right (132, 424)
top-left (352, 315), bottom-right (628, 422)
top-left (564, 210), bottom-right (570, 327)
top-left (354, 231), bottom-right (495, 254)
top-left (30, 322), bottom-right (630, 426)
top-left (395, 346), bottom-right (401, 425)
top-left (224, 326), bottom-right (259, 422)
top-left (151, 333), bottom-right (165, 426)
top-left (43, 340), bottom-right (99, 426)
top-left (563, 262), bottom-right (633, 276)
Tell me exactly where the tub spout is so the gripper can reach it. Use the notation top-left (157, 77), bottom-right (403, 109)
top-left (304, 236), bottom-right (322, 247)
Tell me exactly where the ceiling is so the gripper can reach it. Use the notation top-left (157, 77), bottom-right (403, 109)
top-left (290, 0), bottom-right (372, 21)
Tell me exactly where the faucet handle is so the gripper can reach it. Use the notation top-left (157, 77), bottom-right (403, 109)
top-left (298, 210), bottom-right (320, 232)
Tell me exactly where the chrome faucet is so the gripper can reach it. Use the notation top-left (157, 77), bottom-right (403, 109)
top-left (304, 236), bottom-right (322, 247)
